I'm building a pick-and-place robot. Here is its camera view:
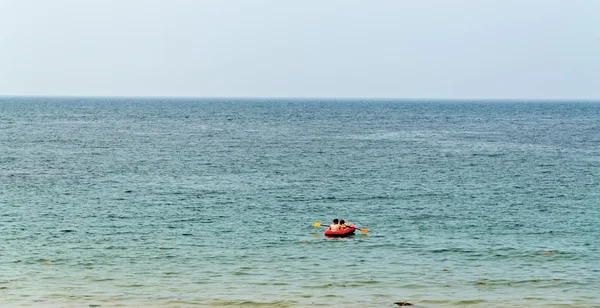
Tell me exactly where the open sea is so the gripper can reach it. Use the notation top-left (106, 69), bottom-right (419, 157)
top-left (1, 97), bottom-right (599, 308)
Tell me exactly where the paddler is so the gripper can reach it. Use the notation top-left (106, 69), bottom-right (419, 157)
top-left (329, 218), bottom-right (340, 231)
top-left (339, 219), bottom-right (348, 228)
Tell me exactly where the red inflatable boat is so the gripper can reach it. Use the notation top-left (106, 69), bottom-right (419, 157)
top-left (324, 225), bottom-right (356, 237)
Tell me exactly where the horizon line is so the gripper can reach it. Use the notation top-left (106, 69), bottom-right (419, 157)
top-left (1, 94), bottom-right (599, 102)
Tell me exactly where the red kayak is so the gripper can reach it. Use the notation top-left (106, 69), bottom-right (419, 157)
top-left (324, 225), bottom-right (356, 237)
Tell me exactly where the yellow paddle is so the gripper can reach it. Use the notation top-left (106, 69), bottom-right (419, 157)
top-left (313, 221), bottom-right (368, 233)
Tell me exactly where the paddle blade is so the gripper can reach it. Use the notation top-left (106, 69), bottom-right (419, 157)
top-left (313, 222), bottom-right (321, 227)
top-left (360, 228), bottom-right (369, 233)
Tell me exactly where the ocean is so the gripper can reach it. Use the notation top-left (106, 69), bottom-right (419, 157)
top-left (1, 97), bottom-right (599, 307)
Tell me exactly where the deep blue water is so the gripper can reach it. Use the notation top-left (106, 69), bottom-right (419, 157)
top-left (1, 97), bottom-right (599, 307)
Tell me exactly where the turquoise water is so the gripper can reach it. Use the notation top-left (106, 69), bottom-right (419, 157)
top-left (1, 97), bottom-right (599, 307)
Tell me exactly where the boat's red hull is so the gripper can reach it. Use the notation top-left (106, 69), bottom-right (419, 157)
top-left (324, 225), bottom-right (356, 237)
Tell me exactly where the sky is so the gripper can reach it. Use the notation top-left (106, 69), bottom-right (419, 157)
top-left (1, 0), bottom-right (599, 99)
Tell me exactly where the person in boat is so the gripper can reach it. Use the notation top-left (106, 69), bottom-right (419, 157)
top-left (339, 219), bottom-right (348, 229)
top-left (329, 218), bottom-right (340, 231)
top-left (339, 219), bottom-right (354, 229)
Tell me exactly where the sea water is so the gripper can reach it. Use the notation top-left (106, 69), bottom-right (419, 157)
top-left (1, 97), bottom-right (599, 307)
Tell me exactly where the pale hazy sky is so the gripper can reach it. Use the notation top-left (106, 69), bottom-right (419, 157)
top-left (1, 0), bottom-right (599, 99)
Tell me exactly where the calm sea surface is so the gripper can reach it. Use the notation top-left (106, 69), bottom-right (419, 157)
top-left (1, 97), bottom-right (599, 307)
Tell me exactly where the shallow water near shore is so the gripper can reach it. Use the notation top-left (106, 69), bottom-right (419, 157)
top-left (1, 97), bottom-right (599, 307)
